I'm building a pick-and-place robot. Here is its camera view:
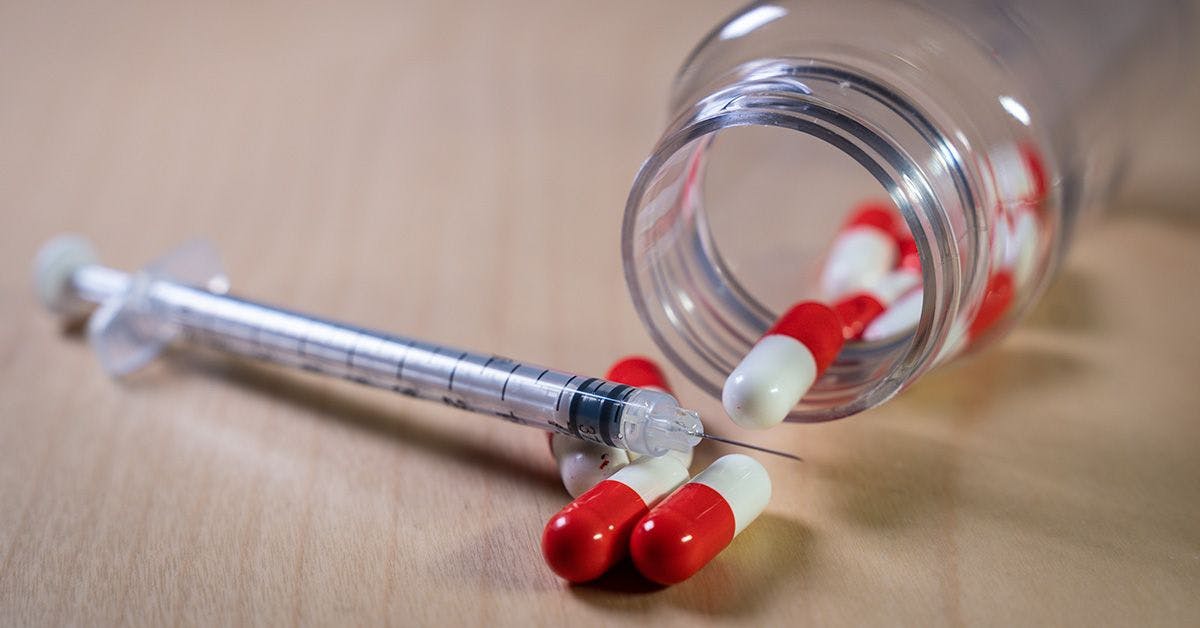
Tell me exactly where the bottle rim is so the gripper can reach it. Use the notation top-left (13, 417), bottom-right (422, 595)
top-left (622, 59), bottom-right (981, 421)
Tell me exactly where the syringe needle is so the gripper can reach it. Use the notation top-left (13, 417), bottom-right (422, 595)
top-left (694, 431), bottom-right (804, 462)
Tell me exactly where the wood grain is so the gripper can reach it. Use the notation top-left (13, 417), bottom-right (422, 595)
top-left (2, 2), bottom-right (1198, 625)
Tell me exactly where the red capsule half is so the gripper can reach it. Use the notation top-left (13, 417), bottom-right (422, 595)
top-left (967, 270), bottom-right (1015, 341)
top-left (605, 356), bottom-right (672, 393)
top-left (1020, 142), bottom-right (1048, 209)
top-left (845, 201), bottom-right (898, 233)
top-left (833, 293), bottom-right (886, 340)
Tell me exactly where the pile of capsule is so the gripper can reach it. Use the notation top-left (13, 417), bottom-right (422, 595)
top-left (543, 357), bottom-right (769, 585)
top-left (725, 142), bottom-right (1047, 431)
top-left (720, 201), bottom-right (921, 430)
top-left (541, 146), bottom-right (1045, 585)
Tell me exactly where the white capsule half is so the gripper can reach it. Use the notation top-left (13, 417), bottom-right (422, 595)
top-left (990, 143), bottom-right (1041, 206)
top-left (550, 433), bottom-right (631, 498)
top-left (991, 211), bottom-right (1012, 268)
top-left (934, 319), bottom-right (969, 366)
top-left (693, 453), bottom-right (772, 535)
top-left (820, 227), bottom-right (896, 300)
top-left (866, 267), bottom-right (922, 306)
top-left (1005, 209), bottom-right (1040, 288)
top-left (863, 287), bottom-right (924, 342)
top-left (722, 335), bottom-right (816, 430)
top-left (610, 455), bottom-right (691, 505)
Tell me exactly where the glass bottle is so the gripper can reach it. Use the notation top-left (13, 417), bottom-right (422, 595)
top-left (623, 0), bottom-right (1191, 421)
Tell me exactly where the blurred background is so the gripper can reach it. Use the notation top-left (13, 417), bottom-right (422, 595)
top-left (1, 2), bottom-right (1198, 626)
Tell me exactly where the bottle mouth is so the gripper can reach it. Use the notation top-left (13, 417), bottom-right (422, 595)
top-left (623, 60), bottom-right (980, 422)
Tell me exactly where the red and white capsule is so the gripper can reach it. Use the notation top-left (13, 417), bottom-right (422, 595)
top-left (1004, 208), bottom-right (1040, 288)
top-left (606, 356), bottom-right (670, 392)
top-left (723, 302), bottom-right (844, 429)
top-left (820, 203), bottom-right (900, 299)
top-left (548, 432), bottom-right (631, 498)
top-left (855, 234), bottom-right (924, 341)
top-left (630, 454), bottom-right (771, 585)
top-left (606, 356), bottom-right (693, 470)
top-left (542, 456), bottom-right (690, 583)
top-left (835, 234), bottom-right (922, 340)
top-left (934, 267), bottom-right (1019, 361)
top-left (933, 268), bottom-right (1014, 364)
top-left (966, 208), bottom-right (1039, 343)
top-left (989, 142), bottom-right (1048, 211)
top-left (930, 208), bottom-right (1025, 361)
top-left (836, 266), bottom-right (921, 342)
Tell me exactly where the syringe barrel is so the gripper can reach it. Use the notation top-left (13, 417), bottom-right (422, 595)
top-left (71, 265), bottom-right (699, 456)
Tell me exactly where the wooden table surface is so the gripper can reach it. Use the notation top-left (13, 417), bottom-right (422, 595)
top-left (3, 2), bottom-right (1199, 626)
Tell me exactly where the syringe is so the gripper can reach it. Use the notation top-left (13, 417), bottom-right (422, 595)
top-left (34, 236), bottom-right (800, 460)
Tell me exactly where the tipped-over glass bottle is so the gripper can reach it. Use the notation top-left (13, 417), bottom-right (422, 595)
top-left (623, 0), bottom-right (1191, 422)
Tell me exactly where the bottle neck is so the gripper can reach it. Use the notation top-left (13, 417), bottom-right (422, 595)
top-left (623, 59), bottom-right (995, 421)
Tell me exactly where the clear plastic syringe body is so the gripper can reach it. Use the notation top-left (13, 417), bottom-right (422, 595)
top-left (65, 261), bottom-right (701, 457)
